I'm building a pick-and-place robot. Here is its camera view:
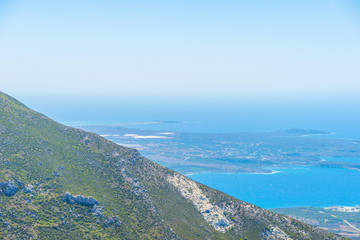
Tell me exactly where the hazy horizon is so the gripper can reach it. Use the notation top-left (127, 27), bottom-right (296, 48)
top-left (1, 0), bottom-right (360, 100)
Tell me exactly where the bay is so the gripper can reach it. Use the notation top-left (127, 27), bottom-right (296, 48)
top-left (189, 167), bottom-right (360, 209)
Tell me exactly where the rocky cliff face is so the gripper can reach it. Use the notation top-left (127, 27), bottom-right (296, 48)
top-left (0, 91), bottom-right (347, 239)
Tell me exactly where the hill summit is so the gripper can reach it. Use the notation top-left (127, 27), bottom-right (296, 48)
top-left (0, 92), bottom-right (345, 239)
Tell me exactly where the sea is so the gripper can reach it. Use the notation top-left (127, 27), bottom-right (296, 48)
top-left (189, 165), bottom-right (360, 209)
top-left (20, 95), bottom-right (360, 209)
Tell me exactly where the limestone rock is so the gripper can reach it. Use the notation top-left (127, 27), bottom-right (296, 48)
top-left (63, 192), bottom-right (99, 206)
top-left (0, 180), bottom-right (18, 196)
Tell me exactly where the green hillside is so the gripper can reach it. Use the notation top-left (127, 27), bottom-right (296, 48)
top-left (0, 92), bottom-right (347, 239)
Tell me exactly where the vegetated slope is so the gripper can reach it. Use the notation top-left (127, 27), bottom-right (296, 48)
top-left (0, 91), bottom-right (346, 240)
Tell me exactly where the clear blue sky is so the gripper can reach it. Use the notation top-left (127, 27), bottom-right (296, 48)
top-left (0, 0), bottom-right (359, 100)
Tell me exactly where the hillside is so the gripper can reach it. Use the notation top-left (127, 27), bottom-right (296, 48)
top-left (0, 91), bottom-right (347, 239)
top-left (274, 207), bottom-right (360, 240)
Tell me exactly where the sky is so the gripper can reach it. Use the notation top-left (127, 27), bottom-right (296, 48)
top-left (0, 0), bottom-right (359, 101)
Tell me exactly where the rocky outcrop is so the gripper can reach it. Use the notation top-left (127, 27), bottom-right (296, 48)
top-left (261, 225), bottom-right (293, 240)
top-left (0, 180), bottom-right (19, 196)
top-left (63, 192), bottom-right (99, 206)
top-left (23, 184), bottom-right (34, 193)
top-left (91, 205), bottom-right (104, 217)
top-left (167, 173), bottom-right (232, 233)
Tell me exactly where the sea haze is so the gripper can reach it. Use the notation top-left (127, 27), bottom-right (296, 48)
top-left (21, 95), bottom-right (360, 139)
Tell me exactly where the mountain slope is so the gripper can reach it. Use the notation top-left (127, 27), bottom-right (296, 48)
top-left (0, 92), bottom-right (346, 239)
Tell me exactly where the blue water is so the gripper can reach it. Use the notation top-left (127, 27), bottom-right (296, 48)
top-left (322, 157), bottom-right (360, 164)
top-left (189, 167), bottom-right (360, 209)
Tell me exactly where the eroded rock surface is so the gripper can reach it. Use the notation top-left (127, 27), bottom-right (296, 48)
top-left (63, 192), bottom-right (99, 206)
top-left (167, 173), bottom-right (232, 233)
top-left (261, 225), bottom-right (293, 240)
top-left (0, 180), bottom-right (18, 196)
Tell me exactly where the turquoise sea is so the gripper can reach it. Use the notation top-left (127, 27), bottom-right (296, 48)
top-left (189, 166), bottom-right (360, 209)
top-left (322, 157), bottom-right (360, 164)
